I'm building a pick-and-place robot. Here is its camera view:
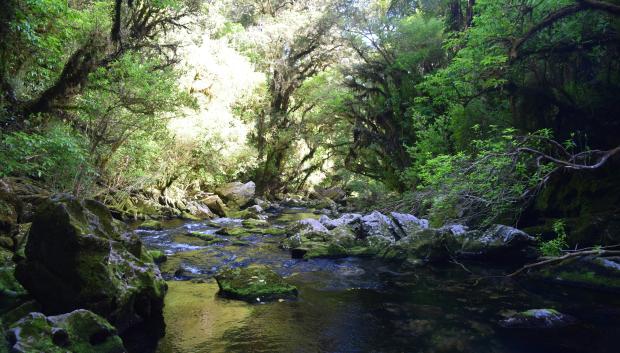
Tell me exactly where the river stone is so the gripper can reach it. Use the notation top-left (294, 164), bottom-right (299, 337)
top-left (287, 218), bottom-right (329, 236)
top-left (390, 212), bottom-right (430, 237)
top-left (319, 213), bottom-right (362, 230)
top-left (15, 195), bottom-right (167, 334)
top-left (440, 224), bottom-right (469, 236)
top-left (185, 201), bottom-right (215, 220)
top-left (531, 255), bottom-right (620, 292)
top-left (202, 195), bottom-right (229, 217)
top-left (215, 266), bottom-right (297, 302)
top-left (499, 309), bottom-right (576, 329)
top-left (382, 228), bottom-right (456, 263)
top-left (360, 211), bottom-right (398, 242)
top-left (215, 181), bottom-right (256, 208)
top-left (455, 225), bottom-right (536, 259)
top-left (139, 219), bottom-right (164, 230)
top-left (7, 310), bottom-right (125, 352)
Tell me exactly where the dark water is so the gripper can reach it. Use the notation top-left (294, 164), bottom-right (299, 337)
top-left (136, 208), bottom-right (620, 353)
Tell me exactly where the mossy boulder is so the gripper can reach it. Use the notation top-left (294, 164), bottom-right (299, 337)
top-left (523, 159), bottom-right (620, 246)
top-left (454, 225), bottom-right (536, 260)
top-left (15, 195), bottom-right (167, 334)
top-left (215, 181), bottom-right (256, 209)
top-left (531, 255), bottom-right (620, 292)
top-left (381, 228), bottom-right (457, 263)
top-left (499, 309), bottom-right (576, 329)
top-left (0, 192), bottom-right (18, 242)
top-left (139, 219), bottom-right (164, 230)
top-left (319, 213), bottom-right (362, 230)
top-left (185, 231), bottom-right (216, 241)
top-left (6, 310), bottom-right (125, 352)
top-left (216, 227), bottom-right (253, 237)
top-left (0, 266), bottom-right (28, 314)
top-left (242, 218), bottom-right (269, 228)
top-left (148, 250), bottom-right (167, 264)
top-left (202, 195), bottom-right (229, 217)
top-left (292, 242), bottom-right (349, 260)
top-left (215, 266), bottom-right (297, 302)
top-left (359, 211), bottom-right (398, 242)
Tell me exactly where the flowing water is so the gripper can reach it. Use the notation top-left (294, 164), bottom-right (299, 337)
top-left (136, 208), bottom-right (620, 353)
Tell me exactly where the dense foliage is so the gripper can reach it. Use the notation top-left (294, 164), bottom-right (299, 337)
top-left (1, 0), bottom-right (619, 236)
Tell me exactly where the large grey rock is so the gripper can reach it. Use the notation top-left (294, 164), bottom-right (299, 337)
top-left (455, 225), bottom-right (536, 259)
top-left (288, 218), bottom-right (329, 236)
top-left (382, 228), bottom-right (457, 263)
top-left (319, 213), bottom-right (362, 230)
top-left (202, 194), bottom-right (229, 217)
top-left (185, 201), bottom-right (215, 220)
top-left (215, 181), bottom-right (256, 208)
top-left (360, 211), bottom-right (397, 242)
top-left (7, 310), bottom-right (125, 352)
top-left (390, 212), bottom-right (429, 238)
top-left (15, 195), bottom-right (167, 334)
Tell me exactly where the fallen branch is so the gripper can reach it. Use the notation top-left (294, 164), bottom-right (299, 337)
top-left (507, 248), bottom-right (620, 278)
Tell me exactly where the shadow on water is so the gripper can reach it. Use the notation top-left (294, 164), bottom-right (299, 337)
top-left (136, 209), bottom-right (620, 353)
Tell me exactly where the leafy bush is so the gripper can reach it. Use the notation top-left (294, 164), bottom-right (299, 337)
top-left (409, 127), bottom-right (556, 227)
top-left (539, 220), bottom-right (569, 257)
top-left (0, 124), bottom-right (93, 192)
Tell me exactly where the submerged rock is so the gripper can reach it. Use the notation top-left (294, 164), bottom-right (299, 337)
top-left (15, 195), bottom-right (167, 334)
top-left (148, 250), bottom-right (167, 264)
top-left (531, 255), bottom-right (620, 292)
top-left (216, 181), bottom-right (256, 209)
top-left (215, 266), bottom-right (297, 302)
top-left (7, 310), bottom-right (125, 352)
top-left (499, 309), bottom-right (576, 329)
top-left (139, 219), bottom-right (164, 230)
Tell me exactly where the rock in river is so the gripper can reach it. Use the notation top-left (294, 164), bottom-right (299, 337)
top-left (15, 195), bottom-right (167, 334)
top-left (215, 181), bottom-right (256, 209)
top-left (454, 225), bottom-right (536, 260)
top-left (531, 255), bottom-right (620, 293)
top-left (499, 309), bottom-right (576, 329)
top-left (215, 266), bottom-right (298, 303)
top-left (6, 309), bottom-right (125, 353)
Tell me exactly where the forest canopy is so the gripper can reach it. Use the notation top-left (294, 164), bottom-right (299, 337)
top-left (1, 0), bottom-right (619, 229)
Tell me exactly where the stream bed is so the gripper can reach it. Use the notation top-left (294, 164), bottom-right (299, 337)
top-left (136, 208), bottom-right (620, 353)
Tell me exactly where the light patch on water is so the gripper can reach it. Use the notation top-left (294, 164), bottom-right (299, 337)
top-left (156, 281), bottom-right (253, 353)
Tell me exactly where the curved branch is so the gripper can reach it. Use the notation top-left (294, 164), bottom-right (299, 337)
top-left (510, 0), bottom-right (620, 60)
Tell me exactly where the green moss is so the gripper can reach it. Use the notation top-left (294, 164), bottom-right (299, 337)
top-left (231, 240), bottom-right (249, 246)
top-left (215, 266), bottom-right (297, 302)
top-left (253, 227), bottom-right (286, 235)
top-left (7, 310), bottom-right (125, 353)
top-left (185, 232), bottom-right (216, 241)
top-left (242, 219), bottom-right (269, 228)
top-left (216, 227), bottom-right (253, 237)
top-left (148, 250), bottom-right (167, 264)
top-left (302, 243), bottom-right (348, 259)
top-left (522, 308), bottom-right (560, 317)
top-left (181, 212), bottom-right (202, 221)
top-left (139, 219), bottom-right (163, 230)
